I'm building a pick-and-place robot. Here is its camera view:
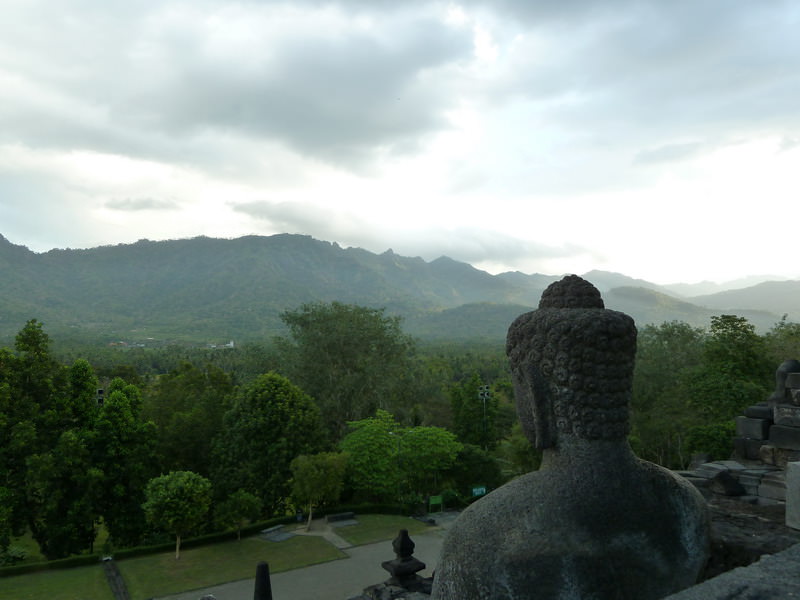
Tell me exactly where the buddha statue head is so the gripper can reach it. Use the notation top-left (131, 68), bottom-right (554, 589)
top-left (506, 275), bottom-right (637, 449)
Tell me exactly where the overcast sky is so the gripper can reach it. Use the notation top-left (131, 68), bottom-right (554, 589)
top-left (2, 1), bottom-right (799, 284)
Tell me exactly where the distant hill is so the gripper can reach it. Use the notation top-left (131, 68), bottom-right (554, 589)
top-left (663, 275), bottom-right (793, 297)
top-left (689, 281), bottom-right (800, 322)
top-left (0, 233), bottom-right (791, 345)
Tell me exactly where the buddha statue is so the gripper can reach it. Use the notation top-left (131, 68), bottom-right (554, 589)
top-left (431, 275), bottom-right (709, 600)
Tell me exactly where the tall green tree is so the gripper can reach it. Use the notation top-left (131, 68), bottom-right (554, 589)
top-left (25, 430), bottom-right (101, 559)
top-left (764, 316), bottom-right (800, 366)
top-left (143, 471), bottom-right (212, 559)
top-left (215, 489), bottom-right (262, 541)
top-left (143, 362), bottom-right (233, 476)
top-left (92, 378), bottom-right (158, 548)
top-left (630, 321), bottom-right (705, 468)
top-left (211, 373), bottom-right (324, 515)
top-left (290, 452), bottom-right (348, 529)
top-left (340, 409), bottom-right (462, 503)
top-left (276, 302), bottom-right (417, 440)
top-left (449, 374), bottom-right (499, 449)
top-left (685, 315), bottom-right (772, 424)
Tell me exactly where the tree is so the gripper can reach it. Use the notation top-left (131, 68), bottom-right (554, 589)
top-left (339, 410), bottom-right (400, 501)
top-left (630, 321), bottom-right (705, 468)
top-left (764, 316), bottom-right (800, 366)
top-left (215, 490), bottom-right (262, 541)
top-left (290, 452), bottom-right (348, 529)
top-left (143, 471), bottom-right (211, 559)
top-left (143, 362), bottom-right (233, 476)
top-left (92, 379), bottom-right (158, 548)
top-left (493, 422), bottom-right (541, 479)
top-left (25, 430), bottom-right (101, 559)
top-left (449, 374), bottom-right (499, 449)
top-left (340, 409), bottom-right (462, 503)
top-left (686, 315), bottom-right (772, 424)
top-left (680, 315), bottom-right (772, 462)
top-left (277, 302), bottom-right (417, 441)
top-left (399, 425), bottom-right (462, 497)
top-left (210, 373), bottom-right (324, 515)
top-left (443, 444), bottom-right (504, 500)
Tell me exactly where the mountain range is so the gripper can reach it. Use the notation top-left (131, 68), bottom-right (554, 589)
top-left (0, 233), bottom-right (796, 346)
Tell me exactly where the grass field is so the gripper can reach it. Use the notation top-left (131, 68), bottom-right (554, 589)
top-left (0, 514), bottom-right (425, 600)
top-left (0, 564), bottom-right (113, 600)
top-left (119, 534), bottom-right (344, 600)
top-left (334, 514), bottom-right (437, 546)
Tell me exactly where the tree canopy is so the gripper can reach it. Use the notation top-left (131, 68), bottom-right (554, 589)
top-left (290, 452), bottom-right (348, 528)
top-left (276, 302), bottom-right (417, 441)
top-left (143, 470), bottom-right (212, 559)
top-left (210, 372), bottom-right (325, 515)
top-left (340, 409), bottom-right (462, 503)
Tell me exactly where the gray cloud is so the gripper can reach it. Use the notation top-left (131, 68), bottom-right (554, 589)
top-left (0, 2), bottom-right (473, 169)
top-left (106, 197), bottom-right (179, 211)
top-left (231, 199), bottom-right (590, 271)
top-left (633, 142), bottom-right (704, 165)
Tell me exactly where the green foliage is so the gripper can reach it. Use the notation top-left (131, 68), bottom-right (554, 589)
top-left (685, 422), bottom-right (737, 461)
top-left (142, 471), bottom-right (212, 559)
top-left (449, 373), bottom-right (499, 449)
top-left (277, 302), bottom-right (418, 440)
top-left (397, 425), bottom-right (462, 498)
top-left (764, 316), bottom-right (800, 365)
top-left (632, 316), bottom-right (774, 468)
top-left (685, 370), bottom-right (766, 423)
top-left (339, 409), bottom-right (462, 503)
top-left (0, 545), bottom-right (27, 566)
top-left (214, 490), bottom-right (263, 540)
top-left (493, 422), bottom-right (541, 479)
top-left (25, 429), bottom-right (100, 559)
top-left (290, 452), bottom-right (348, 527)
top-left (704, 315), bottom-right (773, 383)
top-left (143, 362), bottom-right (233, 476)
top-left (210, 372), bottom-right (325, 515)
top-left (630, 321), bottom-right (705, 468)
top-left (92, 380), bottom-right (158, 548)
top-left (339, 410), bottom-right (400, 501)
top-left (685, 315), bottom-right (771, 427)
top-left (442, 444), bottom-right (504, 499)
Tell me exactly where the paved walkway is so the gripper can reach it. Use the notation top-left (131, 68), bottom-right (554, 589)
top-left (158, 512), bottom-right (459, 600)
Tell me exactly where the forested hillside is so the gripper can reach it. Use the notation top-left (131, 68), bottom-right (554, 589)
top-left (0, 233), bottom-right (792, 346)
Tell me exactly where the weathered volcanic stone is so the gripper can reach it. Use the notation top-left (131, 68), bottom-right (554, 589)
top-left (431, 276), bottom-right (709, 600)
top-left (787, 462), bottom-right (800, 530)
top-left (735, 416), bottom-right (771, 440)
top-left (769, 425), bottom-right (800, 450)
top-left (733, 437), bottom-right (764, 461)
top-left (744, 404), bottom-right (773, 420)
top-left (774, 405), bottom-right (800, 427)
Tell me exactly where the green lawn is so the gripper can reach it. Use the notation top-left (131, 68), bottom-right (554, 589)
top-left (0, 516), bottom-right (423, 600)
top-left (0, 564), bottom-right (113, 600)
top-left (119, 534), bottom-right (345, 600)
top-left (334, 514), bottom-right (437, 546)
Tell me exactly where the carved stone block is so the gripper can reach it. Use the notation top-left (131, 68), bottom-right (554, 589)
top-left (787, 462), bottom-right (800, 531)
top-left (776, 406), bottom-right (800, 426)
top-left (744, 404), bottom-right (773, 420)
top-left (734, 437), bottom-right (764, 461)
top-left (736, 416), bottom-right (771, 440)
top-left (769, 425), bottom-right (800, 451)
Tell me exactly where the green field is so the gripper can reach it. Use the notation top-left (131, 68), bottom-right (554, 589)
top-left (0, 564), bottom-right (113, 600)
top-left (119, 534), bottom-right (344, 600)
top-left (334, 514), bottom-right (437, 546)
top-left (0, 515), bottom-right (429, 600)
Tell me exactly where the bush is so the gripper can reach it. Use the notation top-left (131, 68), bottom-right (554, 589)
top-left (0, 546), bottom-right (27, 566)
top-left (686, 421), bottom-right (736, 461)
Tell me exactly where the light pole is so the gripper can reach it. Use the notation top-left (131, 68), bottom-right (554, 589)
top-left (478, 385), bottom-right (491, 450)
